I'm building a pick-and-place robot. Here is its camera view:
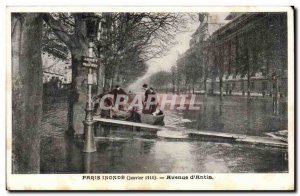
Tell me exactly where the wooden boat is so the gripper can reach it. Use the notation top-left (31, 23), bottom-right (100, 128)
top-left (140, 113), bottom-right (165, 125)
top-left (110, 108), bottom-right (165, 125)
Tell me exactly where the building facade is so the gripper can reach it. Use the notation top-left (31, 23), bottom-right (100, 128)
top-left (176, 12), bottom-right (288, 97)
top-left (204, 12), bottom-right (288, 97)
top-left (42, 52), bottom-right (72, 84)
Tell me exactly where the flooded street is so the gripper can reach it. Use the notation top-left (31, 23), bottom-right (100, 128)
top-left (9, 10), bottom-right (294, 191)
top-left (164, 95), bottom-right (287, 136)
top-left (40, 95), bottom-right (288, 173)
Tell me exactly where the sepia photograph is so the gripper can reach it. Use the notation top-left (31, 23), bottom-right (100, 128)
top-left (6, 6), bottom-right (294, 191)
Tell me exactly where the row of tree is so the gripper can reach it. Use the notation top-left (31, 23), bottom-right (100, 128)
top-left (149, 13), bottom-right (208, 94)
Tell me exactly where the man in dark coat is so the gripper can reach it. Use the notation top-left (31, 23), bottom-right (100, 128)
top-left (109, 85), bottom-right (127, 105)
top-left (142, 84), bottom-right (158, 113)
top-left (142, 83), bottom-right (151, 103)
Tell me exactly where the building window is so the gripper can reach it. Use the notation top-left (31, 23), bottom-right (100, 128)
top-left (232, 83), bottom-right (236, 89)
top-left (251, 82), bottom-right (255, 89)
top-left (262, 81), bottom-right (268, 91)
top-left (241, 81), bottom-right (244, 90)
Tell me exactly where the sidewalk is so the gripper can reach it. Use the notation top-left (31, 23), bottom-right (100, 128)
top-left (195, 90), bottom-right (287, 99)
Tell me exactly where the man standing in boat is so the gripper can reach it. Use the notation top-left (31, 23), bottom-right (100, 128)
top-left (142, 84), bottom-right (158, 114)
top-left (142, 83), bottom-right (151, 103)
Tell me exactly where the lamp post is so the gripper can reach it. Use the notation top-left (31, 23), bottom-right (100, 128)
top-left (82, 13), bottom-right (100, 153)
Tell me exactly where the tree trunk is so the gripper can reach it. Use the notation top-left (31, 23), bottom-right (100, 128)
top-left (246, 47), bottom-right (251, 97)
top-left (192, 82), bottom-right (195, 94)
top-left (272, 76), bottom-right (279, 115)
top-left (172, 81), bottom-right (175, 94)
top-left (11, 13), bottom-right (43, 173)
top-left (110, 78), bottom-right (114, 91)
top-left (247, 74), bottom-right (251, 97)
top-left (97, 64), bottom-right (105, 94)
top-left (204, 77), bottom-right (207, 96)
top-left (172, 85), bottom-right (175, 94)
top-left (211, 79), bottom-right (215, 95)
top-left (103, 72), bottom-right (110, 93)
top-left (69, 47), bottom-right (89, 135)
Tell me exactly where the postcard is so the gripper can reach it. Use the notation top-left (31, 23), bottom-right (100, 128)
top-left (6, 6), bottom-right (295, 191)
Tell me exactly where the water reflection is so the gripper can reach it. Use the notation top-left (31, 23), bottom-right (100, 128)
top-left (82, 153), bottom-right (95, 173)
top-left (141, 141), bottom-right (155, 154)
top-left (153, 141), bottom-right (195, 172)
top-left (175, 96), bottom-right (287, 136)
top-left (41, 134), bottom-right (288, 173)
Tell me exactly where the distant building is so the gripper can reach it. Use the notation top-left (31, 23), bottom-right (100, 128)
top-left (189, 13), bottom-right (229, 47)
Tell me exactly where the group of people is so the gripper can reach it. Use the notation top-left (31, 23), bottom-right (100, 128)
top-left (93, 83), bottom-right (163, 120)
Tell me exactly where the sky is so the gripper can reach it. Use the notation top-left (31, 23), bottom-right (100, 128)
top-left (127, 16), bottom-right (199, 91)
top-left (146, 12), bottom-right (230, 74)
top-left (147, 19), bottom-right (199, 74)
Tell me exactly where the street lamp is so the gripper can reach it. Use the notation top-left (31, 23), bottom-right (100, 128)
top-left (84, 13), bottom-right (100, 41)
top-left (82, 13), bottom-right (100, 153)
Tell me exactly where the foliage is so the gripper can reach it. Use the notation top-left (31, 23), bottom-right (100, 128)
top-left (149, 71), bottom-right (171, 91)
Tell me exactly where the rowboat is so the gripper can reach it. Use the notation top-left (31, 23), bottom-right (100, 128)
top-left (110, 108), bottom-right (165, 125)
top-left (140, 113), bottom-right (165, 125)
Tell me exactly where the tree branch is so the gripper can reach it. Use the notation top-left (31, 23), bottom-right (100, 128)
top-left (41, 13), bottom-right (73, 47)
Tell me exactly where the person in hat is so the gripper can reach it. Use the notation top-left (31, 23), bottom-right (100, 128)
top-left (109, 85), bottom-right (127, 106)
top-left (142, 84), bottom-right (158, 114)
top-left (142, 84), bottom-right (151, 103)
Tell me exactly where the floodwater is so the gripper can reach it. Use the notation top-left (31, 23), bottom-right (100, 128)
top-left (40, 95), bottom-right (288, 173)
